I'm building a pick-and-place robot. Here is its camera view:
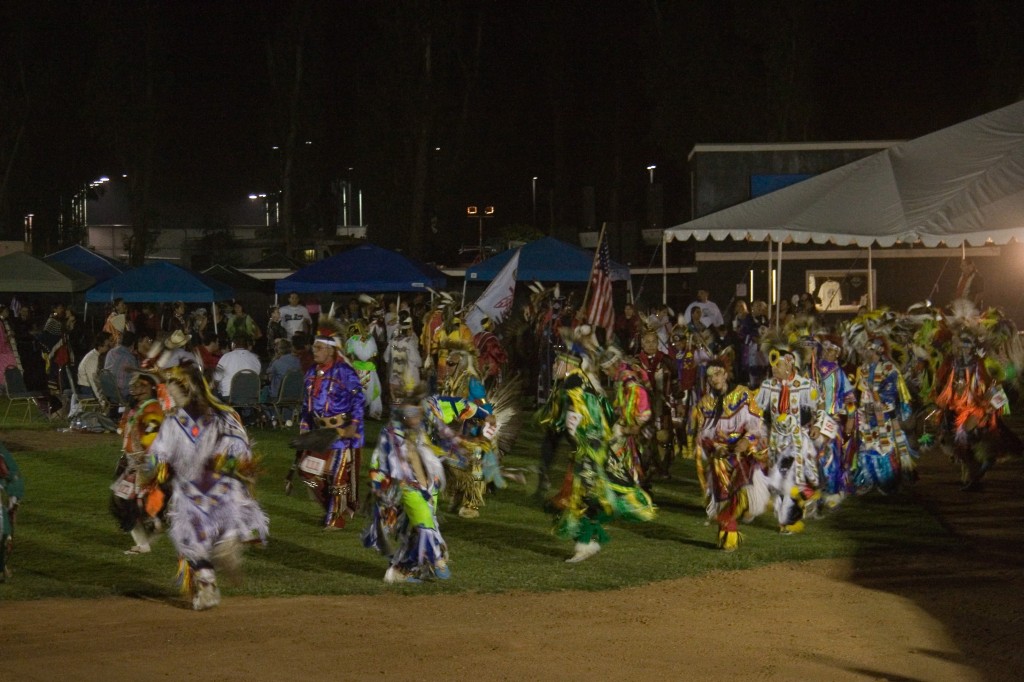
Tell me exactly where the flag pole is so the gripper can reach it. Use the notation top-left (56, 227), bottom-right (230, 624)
top-left (582, 222), bottom-right (607, 312)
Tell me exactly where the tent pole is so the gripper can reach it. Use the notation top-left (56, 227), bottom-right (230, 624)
top-left (661, 231), bottom-right (668, 306)
top-left (775, 240), bottom-right (783, 326)
top-left (461, 277), bottom-right (467, 305)
top-left (868, 245), bottom-right (874, 308)
top-left (627, 278), bottom-right (635, 306)
top-left (767, 237), bottom-right (773, 309)
top-left (212, 299), bottom-right (218, 334)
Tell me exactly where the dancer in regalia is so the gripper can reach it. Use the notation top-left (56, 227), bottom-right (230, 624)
top-left (346, 319), bottom-right (382, 420)
top-left (849, 333), bottom-right (917, 494)
top-left (636, 328), bottom-right (677, 486)
top-left (363, 378), bottom-right (451, 583)
top-left (144, 365), bottom-right (269, 610)
top-left (931, 302), bottom-right (1023, 490)
top-left (688, 363), bottom-right (769, 551)
top-left (810, 334), bottom-right (857, 507)
top-left (755, 337), bottom-right (823, 534)
top-left (291, 317), bottom-right (366, 529)
top-left (544, 347), bottom-right (655, 563)
top-left (111, 372), bottom-right (167, 555)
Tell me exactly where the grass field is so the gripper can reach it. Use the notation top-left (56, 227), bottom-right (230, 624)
top-left (1, 409), bottom-right (956, 601)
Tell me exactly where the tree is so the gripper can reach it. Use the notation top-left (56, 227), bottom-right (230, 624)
top-left (82, 0), bottom-right (166, 266)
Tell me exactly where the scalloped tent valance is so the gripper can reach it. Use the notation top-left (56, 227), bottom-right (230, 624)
top-left (665, 100), bottom-right (1024, 248)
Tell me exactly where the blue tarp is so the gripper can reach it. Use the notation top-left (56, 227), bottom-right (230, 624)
top-left (465, 236), bottom-right (630, 282)
top-left (275, 243), bottom-right (447, 294)
top-left (85, 262), bottom-right (235, 303)
top-left (44, 245), bottom-right (126, 284)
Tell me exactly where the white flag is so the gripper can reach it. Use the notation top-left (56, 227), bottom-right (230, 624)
top-left (465, 248), bottom-right (520, 334)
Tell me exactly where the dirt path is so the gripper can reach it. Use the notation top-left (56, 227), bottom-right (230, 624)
top-left (3, 432), bottom-right (1023, 681)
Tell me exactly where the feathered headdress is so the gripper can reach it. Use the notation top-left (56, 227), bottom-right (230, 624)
top-left (760, 327), bottom-right (801, 370)
top-left (314, 315), bottom-right (346, 348)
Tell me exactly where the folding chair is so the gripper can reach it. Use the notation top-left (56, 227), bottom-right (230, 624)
top-left (97, 369), bottom-right (127, 413)
top-left (228, 369), bottom-right (263, 428)
top-left (269, 370), bottom-right (305, 428)
top-left (65, 366), bottom-right (101, 418)
top-left (3, 366), bottom-right (45, 425)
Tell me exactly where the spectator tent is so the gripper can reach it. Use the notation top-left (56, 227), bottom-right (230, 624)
top-left (465, 236), bottom-right (630, 282)
top-left (44, 245), bottom-right (126, 284)
top-left (0, 251), bottom-right (95, 292)
top-left (662, 100), bottom-right (1024, 310)
top-left (85, 262), bottom-right (235, 331)
top-left (275, 243), bottom-right (447, 294)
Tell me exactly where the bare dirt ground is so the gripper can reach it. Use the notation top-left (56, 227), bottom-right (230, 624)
top-left (3, 429), bottom-right (1023, 682)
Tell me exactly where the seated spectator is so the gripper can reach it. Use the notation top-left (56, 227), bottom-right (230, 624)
top-left (214, 334), bottom-right (261, 399)
top-left (104, 330), bottom-right (140, 403)
top-left (261, 338), bottom-right (302, 425)
top-left (77, 331), bottom-right (113, 401)
top-left (195, 330), bottom-right (223, 379)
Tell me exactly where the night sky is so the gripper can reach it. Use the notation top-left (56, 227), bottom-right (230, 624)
top-left (3, 1), bottom-right (1022, 258)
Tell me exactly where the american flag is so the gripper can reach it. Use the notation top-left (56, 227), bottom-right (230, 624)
top-left (585, 230), bottom-right (615, 332)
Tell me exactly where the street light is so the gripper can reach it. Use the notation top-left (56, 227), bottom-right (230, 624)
top-left (467, 204), bottom-right (495, 263)
top-left (249, 192), bottom-right (271, 227)
top-left (647, 164), bottom-right (656, 184)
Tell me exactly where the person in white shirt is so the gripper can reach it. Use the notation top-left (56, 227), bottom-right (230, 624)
top-left (278, 292), bottom-right (312, 338)
top-left (214, 334), bottom-right (262, 398)
top-left (78, 331), bottom-right (113, 400)
top-left (683, 289), bottom-right (725, 328)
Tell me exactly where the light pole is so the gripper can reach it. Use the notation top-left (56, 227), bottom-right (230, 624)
top-left (647, 164), bottom-right (656, 185)
top-left (532, 176), bottom-right (538, 228)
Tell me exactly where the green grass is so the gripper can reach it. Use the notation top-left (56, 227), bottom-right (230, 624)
top-left (1, 408), bottom-right (956, 601)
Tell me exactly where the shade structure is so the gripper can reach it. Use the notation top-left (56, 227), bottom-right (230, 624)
top-left (201, 264), bottom-right (272, 294)
top-left (44, 245), bottom-right (126, 284)
top-left (0, 251), bottom-right (95, 292)
top-left (85, 262), bottom-right (234, 303)
top-left (275, 243), bottom-right (447, 294)
top-left (464, 236), bottom-right (630, 282)
top-left (665, 100), bottom-right (1024, 248)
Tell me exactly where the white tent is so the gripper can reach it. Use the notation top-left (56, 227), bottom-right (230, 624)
top-left (662, 99), bottom-right (1024, 309)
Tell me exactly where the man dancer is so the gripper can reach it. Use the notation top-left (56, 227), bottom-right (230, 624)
top-left (850, 334), bottom-right (917, 494)
top-left (755, 340), bottom-right (823, 534)
top-left (811, 335), bottom-right (857, 507)
top-left (546, 347), bottom-right (655, 563)
top-left (636, 328), bottom-right (677, 485)
top-left (689, 363), bottom-right (768, 551)
top-left (363, 379), bottom-right (450, 584)
top-left (292, 318), bottom-right (366, 529)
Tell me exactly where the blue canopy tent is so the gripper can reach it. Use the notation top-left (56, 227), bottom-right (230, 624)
top-left (44, 245), bottom-right (126, 284)
top-left (85, 262), bottom-right (235, 332)
top-left (275, 243), bottom-right (447, 294)
top-left (464, 236), bottom-right (631, 282)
